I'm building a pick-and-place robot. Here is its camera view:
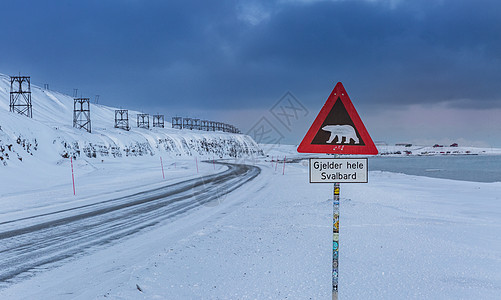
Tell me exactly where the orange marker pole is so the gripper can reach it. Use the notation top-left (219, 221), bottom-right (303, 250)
top-left (160, 156), bottom-right (165, 179)
top-left (282, 156), bottom-right (286, 175)
top-left (70, 156), bottom-right (75, 196)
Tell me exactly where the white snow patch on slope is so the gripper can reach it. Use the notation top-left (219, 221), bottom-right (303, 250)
top-left (0, 73), bottom-right (262, 170)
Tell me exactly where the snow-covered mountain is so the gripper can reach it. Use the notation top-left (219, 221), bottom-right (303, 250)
top-left (0, 73), bottom-right (262, 167)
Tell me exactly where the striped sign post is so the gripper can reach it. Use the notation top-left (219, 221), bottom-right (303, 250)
top-left (333, 182), bottom-right (340, 299)
top-left (309, 157), bottom-right (368, 299)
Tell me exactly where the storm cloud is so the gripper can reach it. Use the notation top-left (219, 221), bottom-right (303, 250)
top-left (1, 0), bottom-right (500, 145)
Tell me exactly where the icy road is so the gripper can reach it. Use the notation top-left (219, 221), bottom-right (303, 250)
top-left (0, 162), bottom-right (260, 286)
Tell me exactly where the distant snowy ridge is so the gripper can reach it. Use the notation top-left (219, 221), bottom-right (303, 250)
top-left (0, 73), bottom-right (262, 167)
top-left (261, 143), bottom-right (501, 158)
top-left (377, 144), bottom-right (501, 156)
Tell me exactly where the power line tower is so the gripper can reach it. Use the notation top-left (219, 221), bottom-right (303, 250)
top-left (201, 120), bottom-right (209, 131)
top-left (73, 98), bottom-right (91, 133)
top-left (172, 116), bottom-right (182, 129)
top-left (137, 113), bottom-right (149, 129)
top-left (193, 118), bottom-right (201, 130)
top-left (208, 121), bottom-right (216, 131)
top-left (183, 117), bottom-right (194, 130)
top-left (115, 109), bottom-right (130, 131)
top-left (10, 76), bottom-right (32, 118)
top-left (153, 115), bottom-right (164, 128)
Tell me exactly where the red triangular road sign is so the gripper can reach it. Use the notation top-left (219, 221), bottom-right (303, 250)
top-left (297, 82), bottom-right (378, 155)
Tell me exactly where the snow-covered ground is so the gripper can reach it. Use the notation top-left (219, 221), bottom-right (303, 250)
top-left (2, 73), bottom-right (501, 299)
top-left (1, 153), bottom-right (500, 299)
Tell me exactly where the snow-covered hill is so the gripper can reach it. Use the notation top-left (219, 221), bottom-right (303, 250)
top-left (0, 73), bottom-right (262, 167)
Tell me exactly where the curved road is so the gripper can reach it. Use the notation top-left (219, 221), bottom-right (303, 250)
top-left (0, 162), bottom-right (260, 286)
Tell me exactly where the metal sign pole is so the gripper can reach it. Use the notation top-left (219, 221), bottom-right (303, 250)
top-left (333, 182), bottom-right (340, 299)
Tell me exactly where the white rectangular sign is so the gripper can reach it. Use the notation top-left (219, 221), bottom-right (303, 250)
top-left (309, 158), bottom-right (368, 183)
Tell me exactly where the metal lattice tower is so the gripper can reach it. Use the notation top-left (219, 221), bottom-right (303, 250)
top-left (115, 109), bottom-right (130, 131)
top-left (137, 113), bottom-right (149, 129)
top-left (73, 98), bottom-right (91, 133)
top-left (193, 119), bottom-right (201, 130)
top-left (10, 76), bottom-right (32, 118)
top-left (183, 118), bottom-right (194, 130)
top-left (201, 120), bottom-right (209, 131)
top-left (153, 115), bottom-right (164, 128)
top-left (209, 121), bottom-right (216, 131)
top-left (172, 117), bottom-right (182, 129)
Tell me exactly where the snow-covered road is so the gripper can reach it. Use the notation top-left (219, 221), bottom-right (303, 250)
top-left (0, 161), bottom-right (260, 287)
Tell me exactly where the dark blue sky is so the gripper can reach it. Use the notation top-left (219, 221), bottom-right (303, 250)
top-left (2, 0), bottom-right (500, 146)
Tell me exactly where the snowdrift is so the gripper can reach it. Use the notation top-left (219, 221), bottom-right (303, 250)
top-left (0, 73), bottom-right (262, 167)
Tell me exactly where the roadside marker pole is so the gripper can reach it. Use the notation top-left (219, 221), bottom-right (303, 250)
top-left (160, 156), bottom-right (165, 179)
top-left (282, 156), bottom-right (286, 175)
top-left (196, 156), bottom-right (199, 174)
top-left (70, 156), bottom-right (76, 196)
top-left (333, 182), bottom-right (340, 299)
top-left (213, 157), bottom-right (215, 170)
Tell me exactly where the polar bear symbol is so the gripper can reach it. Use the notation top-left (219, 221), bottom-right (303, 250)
top-left (322, 125), bottom-right (359, 144)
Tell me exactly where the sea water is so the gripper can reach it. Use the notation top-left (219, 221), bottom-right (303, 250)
top-left (369, 155), bottom-right (501, 183)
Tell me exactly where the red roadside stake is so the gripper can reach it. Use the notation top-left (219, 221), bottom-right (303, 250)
top-left (160, 156), bottom-right (165, 179)
top-left (282, 156), bottom-right (286, 175)
top-left (70, 156), bottom-right (75, 196)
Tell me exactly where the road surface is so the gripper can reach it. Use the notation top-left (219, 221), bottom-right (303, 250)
top-left (0, 162), bottom-right (260, 286)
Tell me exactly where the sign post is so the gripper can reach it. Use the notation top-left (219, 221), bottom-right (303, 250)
top-left (332, 180), bottom-right (339, 297)
top-left (297, 82), bottom-right (378, 299)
